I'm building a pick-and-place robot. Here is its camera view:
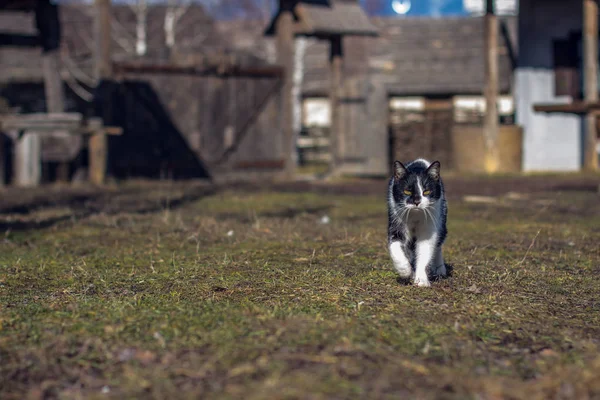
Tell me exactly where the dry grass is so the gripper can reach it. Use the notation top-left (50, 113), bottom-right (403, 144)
top-left (0, 177), bottom-right (599, 399)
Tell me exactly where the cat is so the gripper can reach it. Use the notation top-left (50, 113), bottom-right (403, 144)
top-left (387, 159), bottom-right (448, 287)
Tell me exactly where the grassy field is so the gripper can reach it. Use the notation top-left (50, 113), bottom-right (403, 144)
top-left (1, 177), bottom-right (599, 399)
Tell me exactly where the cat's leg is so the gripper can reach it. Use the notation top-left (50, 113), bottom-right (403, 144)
top-left (414, 237), bottom-right (437, 287)
top-left (432, 246), bottom-right (446, 278)
top-left (389, 241), bottom-right (412, 278)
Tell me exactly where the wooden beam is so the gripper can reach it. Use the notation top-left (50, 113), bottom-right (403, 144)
top-left (0, 113), bottom-right (83, 131)
top-left (113, 62), bottom-right (284, 79)
top-left (94, 0), bottom-right (112, 80)
top-left (483, 0), bottom-right (499, 173)
top-left (533, 101), bottom-right (600, 115)
top-left (584, 0), bottom-right (599, 171)
top-left (276, 8), bottom-right (295, 178)
top-left (328, 35), bottom-right (343, 176)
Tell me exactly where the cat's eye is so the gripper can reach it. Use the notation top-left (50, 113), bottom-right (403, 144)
top-left (423, 190), bottom-right (431, 195)
top-left (403, 190), bottom-right (412, 195)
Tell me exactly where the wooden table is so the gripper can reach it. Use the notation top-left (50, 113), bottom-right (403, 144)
top-left (0, 112), bottom-right (122, 187)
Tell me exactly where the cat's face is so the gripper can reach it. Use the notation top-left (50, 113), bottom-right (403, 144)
top-left (392, 161), bottom-right (442, 210)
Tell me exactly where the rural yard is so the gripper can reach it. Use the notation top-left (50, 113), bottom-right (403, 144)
top-left (1, 175), bottom-right (600, 399)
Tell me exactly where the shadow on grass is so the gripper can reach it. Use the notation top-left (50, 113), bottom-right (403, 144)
top-left (0, 185), bottom-right (216, 232)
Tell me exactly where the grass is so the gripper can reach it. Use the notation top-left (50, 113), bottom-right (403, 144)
top-left (1, 179), bottom-right (599, 399)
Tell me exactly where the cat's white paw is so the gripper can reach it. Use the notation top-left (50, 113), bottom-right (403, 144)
top-left (414, 277), bottom-right (431, 287)
top-left (393, 262), bottom-right (412, 278)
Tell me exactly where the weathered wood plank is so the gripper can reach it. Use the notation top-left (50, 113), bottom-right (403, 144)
top-left (584, 0), bottom-right (599, 171)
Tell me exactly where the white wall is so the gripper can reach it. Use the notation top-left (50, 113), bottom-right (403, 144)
top-left (515, 0), bottom-right (584, 171)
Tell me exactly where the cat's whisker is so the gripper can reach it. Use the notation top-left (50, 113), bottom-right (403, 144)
top-left (428, 207), bottom-right (440, 227)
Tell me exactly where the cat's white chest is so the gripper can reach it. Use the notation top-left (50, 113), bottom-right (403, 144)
top-left (406, 211), bottom-right (435, 239)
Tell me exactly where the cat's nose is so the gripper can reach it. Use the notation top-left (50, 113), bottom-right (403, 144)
top-left (414, 198), bottom-right (421, 206)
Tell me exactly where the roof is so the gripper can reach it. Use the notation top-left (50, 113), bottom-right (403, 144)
top-left (300, 16), bottom-right (517, 96)
top-left (265, 0), bottom-right (378, 37)
top-left (370, 16), bottom-right (517, 95)
top-left (218, 15), bottom-right (517, 96)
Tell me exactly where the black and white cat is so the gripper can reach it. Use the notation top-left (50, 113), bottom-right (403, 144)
top-left (387, 159), bottom-right (448, 287)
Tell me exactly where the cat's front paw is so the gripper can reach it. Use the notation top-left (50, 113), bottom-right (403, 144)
top-left (393, 262), bottom-right (413, 279)
top-left (414, 277), bottom-right (431, 287)
top-left (435, 264), bottom-right (447, 278)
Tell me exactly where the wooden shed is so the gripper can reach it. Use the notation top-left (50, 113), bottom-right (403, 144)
top-left (265, 0), bottom-right (378, 177)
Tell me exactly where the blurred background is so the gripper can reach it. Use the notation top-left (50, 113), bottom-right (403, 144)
top-left (0, 0), bottom-right (597, 187)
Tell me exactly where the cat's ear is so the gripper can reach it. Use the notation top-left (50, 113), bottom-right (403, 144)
top-left (393, 161), bottom-right (407, 180)
top-left (426, 161), bottom-right (441, 181)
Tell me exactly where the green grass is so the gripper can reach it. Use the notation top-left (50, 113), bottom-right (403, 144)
top-left (1, 181), bottom-right (599, 399)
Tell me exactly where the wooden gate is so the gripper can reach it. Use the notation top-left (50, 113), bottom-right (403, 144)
top-left (100, 63), bottom-right (284, 180)
top-left (389, 99), bottom-right (454, 172)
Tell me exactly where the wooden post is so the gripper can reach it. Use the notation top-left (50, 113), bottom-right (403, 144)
top-left (42, 53), bottom-right (65, 116)
top-left (89, 130), bottom-right (107, 185)
top-left (42, 51), bottom-right (70, 182)
top-left (584, 0), bottom-right (599, 171)
top-left (328, 35), bottom-right (343, 175)
top-left (14, 132), bottom-right (42, 187)
top-left (483, 0), bottom-right (499, 173)
top-left (92, 0), bottom-right (112, 185)
top-left (276, 8), bottom-right (295, 178)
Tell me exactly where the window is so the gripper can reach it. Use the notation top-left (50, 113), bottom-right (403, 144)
top-left (453, 96), bottom-right (514, 124)
top-left (553, 36), bottom-right (579, 98)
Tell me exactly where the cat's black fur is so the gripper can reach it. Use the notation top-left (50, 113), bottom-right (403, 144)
top-left (387, 159), bottom-right (448, 284)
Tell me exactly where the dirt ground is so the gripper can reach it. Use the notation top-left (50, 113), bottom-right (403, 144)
top-left (0, 174), bottom-right (599, 399)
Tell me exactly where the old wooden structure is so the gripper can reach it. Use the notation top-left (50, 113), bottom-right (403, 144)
top-left (0, 113), bottom-right (122, 186)
top-left (265, 0), bottom-right (378, 177)
top-left (529, 0), bottom-right (599, 172)
top-left (0, 1), bottom-right (294, 184)
top-left (0, 0), bottom-right (120, 186)
top-left (517, 0), bottom-right (600, 172)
